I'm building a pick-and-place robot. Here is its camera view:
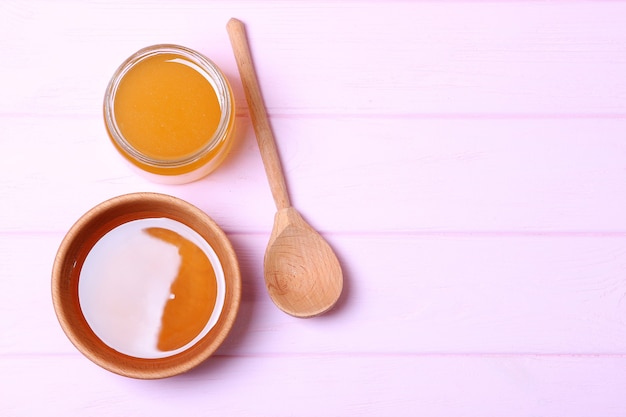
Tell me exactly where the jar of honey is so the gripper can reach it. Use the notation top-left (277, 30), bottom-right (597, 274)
top-left (104, 44), bottom-right (235, 184)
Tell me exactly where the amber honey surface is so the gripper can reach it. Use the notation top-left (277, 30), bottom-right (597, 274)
top-left (145, 227), bottom-right (217, 352)
top-left (113, 52), bottom-right (222, 161)
top-left (78, 218), bottom-right (225, 359)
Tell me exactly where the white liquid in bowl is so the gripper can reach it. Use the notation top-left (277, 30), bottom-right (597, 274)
top-left (78, 218), bottom-right (225, 359)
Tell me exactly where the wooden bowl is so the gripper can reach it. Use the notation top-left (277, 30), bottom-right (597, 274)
top-left (51, 192), bottom-right (241, 379)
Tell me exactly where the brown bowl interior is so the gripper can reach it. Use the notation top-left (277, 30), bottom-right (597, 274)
top-left (51, 192), bottom-right (241, 379)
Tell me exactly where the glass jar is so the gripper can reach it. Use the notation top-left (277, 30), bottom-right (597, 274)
top-left (104, 44), bottom-right (235, 184)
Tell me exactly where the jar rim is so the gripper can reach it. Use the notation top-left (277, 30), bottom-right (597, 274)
top-left (103, 44), bottom-right (233, 168)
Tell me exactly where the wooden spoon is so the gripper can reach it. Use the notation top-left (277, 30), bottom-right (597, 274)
top-left (227, 18), bottom-right (343, 318)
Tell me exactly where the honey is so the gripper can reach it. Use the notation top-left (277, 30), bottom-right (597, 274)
top-left (78, 218), bottom-right (225, 359)
top-left (104, 45), bottom-right (235, 184)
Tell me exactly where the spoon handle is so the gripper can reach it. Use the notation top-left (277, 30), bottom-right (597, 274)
top-left (227, 18), bottom-right (291, 211)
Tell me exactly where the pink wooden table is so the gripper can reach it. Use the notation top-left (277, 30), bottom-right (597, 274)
top-left (2, 1), bottom-right (626, 415)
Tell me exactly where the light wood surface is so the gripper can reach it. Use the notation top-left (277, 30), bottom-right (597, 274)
top-left (3, 1), bottom-right (626, 415)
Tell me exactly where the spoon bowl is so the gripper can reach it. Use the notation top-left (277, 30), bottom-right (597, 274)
top-left (265, 208), bottom-right (342, 317)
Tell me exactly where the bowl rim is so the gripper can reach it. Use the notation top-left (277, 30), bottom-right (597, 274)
top-left (51, 192), bottom-right (241, 379)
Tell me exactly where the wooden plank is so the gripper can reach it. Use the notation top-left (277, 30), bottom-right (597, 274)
top-left (2, 353), bottom-right (626, 416)
top-left (1, 116), bottom-right (625, 233)
top-left (6, 233), bottom-right (626, 355)
top-left (1, 1), bottom-right (626, 116)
